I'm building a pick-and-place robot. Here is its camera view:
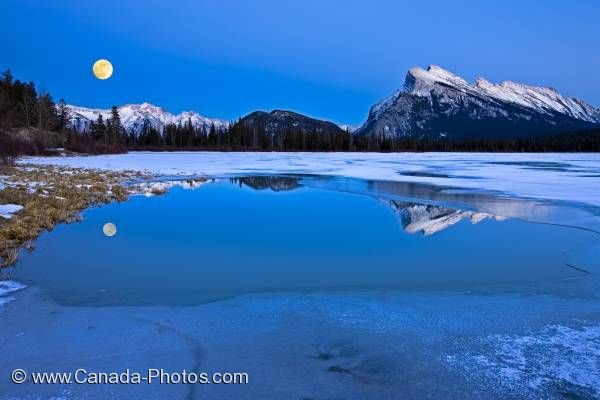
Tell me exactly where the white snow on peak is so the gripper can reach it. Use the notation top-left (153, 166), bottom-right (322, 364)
top-left (475, 79), bottom-right (599, 122)
top-left (397, 65), bottom-right (600, 123)
top-left (68, 103), bottom-right (229, 134)
top-left (371, 65), bottom-right (475, 116)
top-left (409, 65), bottom-right (471, 88)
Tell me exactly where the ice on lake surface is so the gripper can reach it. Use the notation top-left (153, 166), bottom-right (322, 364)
top-left (24, 151), bottom-right (600, 206)
top-left (1, 172), bottom-right (600, 399)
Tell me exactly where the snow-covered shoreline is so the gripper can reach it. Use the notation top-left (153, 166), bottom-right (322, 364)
top-left (0, 280), bottom-right (26, 310)
top-left (22, 152), bottom-right (600, 206)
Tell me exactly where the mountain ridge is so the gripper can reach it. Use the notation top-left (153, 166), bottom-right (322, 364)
top-left (67, 65), bottom-right (600, 140)
top-left (68, 102), bottom-right (229, 134)
top-left (356, 65), bottom-right (600, 139)
top-left (236, 109), bottom-right (347, 135)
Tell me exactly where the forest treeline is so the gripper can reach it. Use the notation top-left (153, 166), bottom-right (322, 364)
top-left (131, 120), bottom-right (600, 153)
top-left (1, 69), bottom-right (599, 163)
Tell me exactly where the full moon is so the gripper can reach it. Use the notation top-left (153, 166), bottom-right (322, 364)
top-left (93, 59), bottom-right (113, 80)
top-left (102, 222), bottom-right (117, 237)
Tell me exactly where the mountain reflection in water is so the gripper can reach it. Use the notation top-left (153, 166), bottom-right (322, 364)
top-left (230, 176), bottom-right (301, 191)
top-left (388, 200), bottom-right (506, 236)
top-left (8, 173), bottom-right (600, 308)
top-left (227, 175), bottom-right (507, 235)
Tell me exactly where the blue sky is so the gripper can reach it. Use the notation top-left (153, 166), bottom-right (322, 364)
top-left (1, 0), bottom-right (599, 125)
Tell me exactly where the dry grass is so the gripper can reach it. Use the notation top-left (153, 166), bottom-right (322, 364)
top-left (0, 164), bottom-right (149, 267)
top-left (150, 186), bottom-right (168, 195)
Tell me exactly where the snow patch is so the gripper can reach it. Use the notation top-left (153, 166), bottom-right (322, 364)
top-left (134, 179), bottom-right (209, 196)
top-left (0, 204), bottom-right (23, 219)
top-left (0, 280), bottom-right (26, 311)
top-left (447, 324), bottom-right (600, 398)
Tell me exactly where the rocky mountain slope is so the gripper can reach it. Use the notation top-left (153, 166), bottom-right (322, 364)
top-left (355, 65), bottom-right (600, 139)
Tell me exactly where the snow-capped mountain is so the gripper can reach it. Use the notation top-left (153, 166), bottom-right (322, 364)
top-left (356, 65), bottom-right (600, 139)
top-left (388, 201), bottom-right (506, 236)
top-left (69, 102), bottom-right (228, 134)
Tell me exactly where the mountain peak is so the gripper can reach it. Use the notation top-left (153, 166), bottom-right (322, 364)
top-left (474, 77), bottom-right (492, 88)
top-left (121, 102), bottom-right (165, 113)
top-left (238, 109), bottom-right (345, 136)
top-left (426, 64), bottom-right (464, 80)
top-left (405, 65), bottom-right (470, 95)
top-left (407, 65), bottom-right (600, 122)
top-left (68, 102), bottom-right (228, 134)
top-left (408, 65), bottom-right (468, 85)
top-left (270, 109), bottom-right (301, 117)
top-left (357, 64), bottom-right (600, 139)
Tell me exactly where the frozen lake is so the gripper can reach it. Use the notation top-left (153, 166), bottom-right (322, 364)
top-left (24, 151), bottom-right (600, 206)
top-left (2, 153), bottom-right (600, 399)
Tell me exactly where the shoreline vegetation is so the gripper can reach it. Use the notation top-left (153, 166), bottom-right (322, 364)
top-left (0, 162), bottom-right (210, 268)
top-left (0, 164), bottom-right (148, 267)
top-left (0, 161), bottom-right (215, 268)
top-left (1, 69), bottom-right (599, 159)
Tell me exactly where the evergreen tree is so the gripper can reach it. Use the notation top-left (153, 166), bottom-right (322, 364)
top-left (92, 114), bottom-right (106, 142)
top-left (18, 82), bottom-right (37, 129)
top-left (208, 123), bottom-right (217, 146)
top-left (107, 105), bottom-right (123, 144)
top-left (36, 92), bottom-right (57, 131)
top-left (56, 98), bottom-right (71, 133)
top-left (1, 70), bottom-right (13, 85)
top-left (0, 70), bottom-right (13, 129)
